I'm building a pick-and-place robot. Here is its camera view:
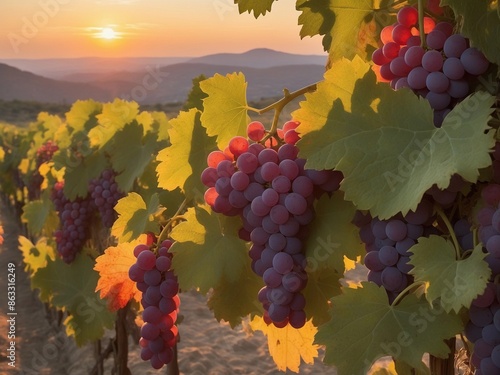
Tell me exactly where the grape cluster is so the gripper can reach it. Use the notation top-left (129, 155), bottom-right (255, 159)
top-left (372, 6), bottom-right (490, 126)
top-left (128, 239), bottom-right (180, 370)
top-left (453, 218), bottom-right (474, 251)
top-left (36, 140), bottom-right (59, 162)
top-left (201, 120), bottom-right (343, 328)
top-left (476, 184), bottom-right (500, 277)
top-left (464, 283), bottom-right (500, 374)
top-left (354, 198), bottom-right (435, 302)
top-left (88, 169), bottom-right (123, 228)
top-left (29, 140), bottom-right (59, 199)
top-left (425, 174), bottom-right (467, 208)
top-left (51, 181), bottom-right (94, 263)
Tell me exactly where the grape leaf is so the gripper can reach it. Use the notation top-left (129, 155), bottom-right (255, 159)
top-left (31, 254), bottom-right (115, 346)
top-left (110, 123), bottom-right (158, 193)
top-left (305, 193), bottom-right (364, 273)
top-left (207, 262), bottom-right (263, 328)
top-left (315, 282), bottom-right (462, 374)
top-left (21, 194), bottom-right (58, 235)
top-left (18, 236), bottom-right (56, 275)
top-left (295, 56), bottom-right (496, 219)
top-left (409, 236), bottom-right (491, 313)
top-left (65, 99), bottom-right (102, 135)
top-left (170, 205), bottom-right (249, 294)
top-left (156, 109), bottom-right (217, 198)
top-left (94, 236), bottom-right (146, 311)
top-left (441, 0), bottom-right (500, 67)
top-left (200, 73), bottom-right (250, 148)
top-left (296, 0), bottom-right (388, 62)
top-left (302, 268), bottom-right (342, 326)
top-left (183, 75), bottom-right (208, 111)
top-left (111, 192), bottom-right (162, 243)
top-left (63, 150), bottom-right (107, 200)
top-left (249, 316), bottom-right (319, 373)
top-left (150, 111), bottom-right (171, 142)
top-left (235, 0), bottom-right (276, 17)
top-left (89, 99), bottom-right (139, 148)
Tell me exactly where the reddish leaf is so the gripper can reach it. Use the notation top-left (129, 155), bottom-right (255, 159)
top-left (94, 236), bottom-right (146, 311)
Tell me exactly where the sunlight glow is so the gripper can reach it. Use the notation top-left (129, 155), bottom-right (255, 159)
top-left (99, 27), bottom-right (118, 40)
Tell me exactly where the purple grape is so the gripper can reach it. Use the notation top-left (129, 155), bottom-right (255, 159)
top-left (378, 246), bottom-right (399, 266)
top-left (442, 57), bottom-right (465, 80)
top-left (426, 30), bottom-right (447, 50)
top-left (422, 50), bottom-right (444, 72)
top-left (426, 72), bottom-right (449, 93)
top-left (404, 46), bottom-right (425, 67)
top-left (273, 252), bottom-right (294, 274)
top-left (407, 67), bottom-right (429, 90)
top-left (461, 47), bottom-right (489, 75)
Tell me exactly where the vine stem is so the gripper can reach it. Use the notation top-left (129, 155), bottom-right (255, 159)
top-left (435, 205), bottom-right (461, 259)
top-left (249, 82), bottom-right (318, 141)
top-left (391, 281), bottom-right (426, 306)
top-left (254, 83), bottom-right (318, 116)
top-left (418, 0), bottom-right (426, 48)
top-left (156, 198), bottom-right (189, 246)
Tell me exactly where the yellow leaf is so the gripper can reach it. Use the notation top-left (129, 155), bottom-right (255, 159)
top-left (369, 359), bottom-right (397, 375)
top-left (249, 316), bottom-right (319, 373)
top-left (18, 158), bottom-right (30, 175)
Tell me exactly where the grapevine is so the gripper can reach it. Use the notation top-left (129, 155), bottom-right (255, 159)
top-left (0, 1), bottom-right (498, 374)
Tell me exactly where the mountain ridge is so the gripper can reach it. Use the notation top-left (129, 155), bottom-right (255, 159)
top-left (0, 48), bottom-right (326, 79)
top-left (0, 60), bottom-right (325, 104)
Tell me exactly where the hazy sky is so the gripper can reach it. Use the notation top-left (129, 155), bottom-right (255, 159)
top-left (0, 0), bottom-right (326, 59)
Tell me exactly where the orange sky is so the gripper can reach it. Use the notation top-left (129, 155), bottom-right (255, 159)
top-left (0, 1), bottom-right (326, 59)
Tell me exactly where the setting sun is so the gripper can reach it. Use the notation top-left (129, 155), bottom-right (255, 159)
top-left (99, 27), bottom-right (118, 40)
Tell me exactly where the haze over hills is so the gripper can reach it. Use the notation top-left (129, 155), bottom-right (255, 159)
top-left (0, 59), bottom-right (326, 104)
top-left (0, 49), bottom-right (326, 104)
top-left (0, 48), bottom-right (326, 79)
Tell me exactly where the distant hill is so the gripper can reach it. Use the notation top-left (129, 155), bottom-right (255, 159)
top-left (0, 60), bottom-right (326, 104)
top-left (186, 48), bottom-right (326, 68)
top-left (0, 49), bottom-right (326, 79)
top-left (0, 57), bottom-right (191, 79)
top-left (0, 64), bottom-right (111, 103)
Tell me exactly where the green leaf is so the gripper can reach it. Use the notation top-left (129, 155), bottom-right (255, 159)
top-left (296, 0), bottom-right (388, 61)
top-left (183, 75), bottom-right (208, 111)
top-left (110, 123), bottom-right (157, 193)
top-left (156, 109), bottom-right (217, 199)
top-left (63, 150), bottom-right (107, 200)
top-left (21, 194), bottom-right (58, 235)
top-left (236, 0), bottom-right (276, 17)
top-left (295, 56), bottom-right (496, 219)
top-left (31, 254), bottom-right (115, 346)
top-left (315, 282), bottom-right (463, 374)
top-left (170, 205), bottom-right (249, 294)
top-left (89, 99), bottom-right (139, 148)
top-left (158, 188), bottom-right (188, 218)
top-left (207, 263), bottom-right (263, 328)
top-left (111, 192), bottom-right (162, 243)
top-left (18, 236), bottom-right (56, 275)
top-left (200, 73), bottom-right (250, 148)
top-left (441, 0), bottom-right (500, 67)
top-left (302, 268), bottom-right (342, 326)
top-left (409, 236), bottom-right (491, 313)
top-left (305, 193), bottom-right (364, 273)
